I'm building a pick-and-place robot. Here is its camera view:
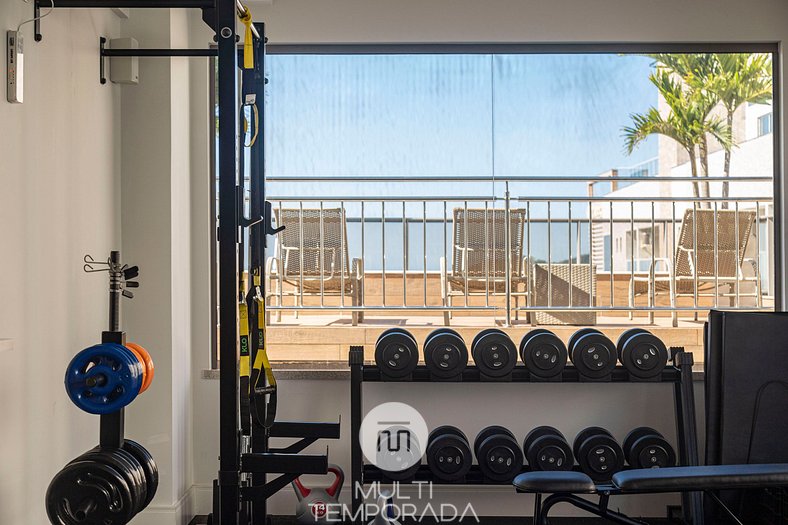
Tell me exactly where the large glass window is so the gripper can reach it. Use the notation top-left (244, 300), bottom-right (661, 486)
top-left (213, 48), bottom-right (778, 363)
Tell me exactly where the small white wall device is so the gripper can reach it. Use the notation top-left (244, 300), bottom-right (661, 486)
top-left (7, 30), bottom-right (23, 103)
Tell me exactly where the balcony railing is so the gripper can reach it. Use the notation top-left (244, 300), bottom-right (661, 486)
top-left (261, 175), bottom-right (774, 326)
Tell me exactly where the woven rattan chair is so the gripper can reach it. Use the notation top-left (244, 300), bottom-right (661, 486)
top-left (266, 208), bottom-right (364, 325)
top-left (630, 208), bottom-right (761, 327)
top-left (439, 208), bottom-right (528, 325)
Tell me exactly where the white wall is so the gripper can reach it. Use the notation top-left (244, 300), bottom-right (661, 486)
top-left (184, 0), bottom-right (788, 520)
top-left (119, 8), bottom-right (196, 524)
top-left (0, 4), bottom-right (121, 524)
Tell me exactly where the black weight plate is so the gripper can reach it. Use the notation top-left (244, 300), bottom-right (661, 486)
top-left (377, 327), bottom-right (416, 346)
top-left (423, 329), bottom-right (468, 379)
top-left (427, 426), bottom-right (472, 481)
top-left (622, 427), bottom-right (658, 458)
top-left (574, 428), bottom-right (624, 482)
top-left (76, 448), bottom-right (146, 515)
top-left (375, 329), bottom-right (420, 379)
top-left (471, 330), bottom-right (517, 378)
top-left (473, 425), bottom-right (515, 458)
top-left (471, 329), bottom-right (503, 353)
top-left (567, 328), bottom-right (601, 356)
top-left (123, 439), bottom-right (159, 509)
top-left (377, 425), bottom-right (423, 480)
top-left (476, 433), bottom-right (523, 482)
top-left (572, 426), bottom-right (613, 460)
top-left (523, 426), bottom-right (574, 472)
top-left (520, 330), bottom-right (568, 379)
top-left (429, 425), bottom-right (468, 443)
top-left (624, 428), bottom-right (676, 469)
top-left (618, 330), bottom-right (668, 379)
top-left (569, 331), bottom-right (617, 379)
top-left (616, 328), bottom-right (650, 359)
top-left (46, 460), bottom-right (136, 525)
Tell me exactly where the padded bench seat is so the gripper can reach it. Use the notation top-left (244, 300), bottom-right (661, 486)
top-left (613, 463), bottom-right (788, 493)
top-left (514, 471), bottom-right (596, 494)
top-left (513, 463), bottom-right (788, 495)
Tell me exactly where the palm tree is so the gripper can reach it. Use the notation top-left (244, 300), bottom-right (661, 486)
top-left (708, 54), bottom-right (772, 205)
top-left (623, 69), bottom-right (731, 202)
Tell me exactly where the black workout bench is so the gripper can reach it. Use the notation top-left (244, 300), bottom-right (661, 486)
top-left (514, 463), bottom-right (788, 524)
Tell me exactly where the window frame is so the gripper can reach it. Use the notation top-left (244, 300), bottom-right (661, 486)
top-left (209, 43), bottom-right (782, 366)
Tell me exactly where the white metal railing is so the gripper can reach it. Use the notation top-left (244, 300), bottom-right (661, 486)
top-left (261, 175), bottom-right (774, 325)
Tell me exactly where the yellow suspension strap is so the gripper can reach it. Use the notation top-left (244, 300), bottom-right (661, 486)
top-left (238, 4), bottom-right (255, 70)
top-left (239, 274), bottom-right (252, 435)
top-left (251, 272), bottom-right (277, 429)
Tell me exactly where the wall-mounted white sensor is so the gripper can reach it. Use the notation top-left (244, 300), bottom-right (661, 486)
top-left (7, 30), bottom-right (23, 103)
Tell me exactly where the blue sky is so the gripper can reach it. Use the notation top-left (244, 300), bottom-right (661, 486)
top-left (260, 53), bottom-right (658, 266)
top-left (264, 53), bottom-right (658, 201)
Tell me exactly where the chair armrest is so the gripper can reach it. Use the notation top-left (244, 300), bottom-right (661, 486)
top-left (351, 258), bottom-right (364, 281)
top-left (265, 256), bottom-right (280, 277)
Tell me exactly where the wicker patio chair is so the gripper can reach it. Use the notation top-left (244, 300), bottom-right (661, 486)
top-left (265, 208), bottom-right (364, 325)
top-left (630, 208), bottom-right (760, 327)
top-left (439, 208), bottom-right (528, 325)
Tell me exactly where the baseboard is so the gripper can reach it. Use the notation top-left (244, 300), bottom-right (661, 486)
top-left (133, 487), bottom-right (196, 525)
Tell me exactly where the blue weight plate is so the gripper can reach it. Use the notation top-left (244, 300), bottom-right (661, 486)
top-left (65, 343), bottom-right (143, 414)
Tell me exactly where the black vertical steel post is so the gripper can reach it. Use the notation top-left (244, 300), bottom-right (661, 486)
top-left (100, 250), bottom-right (126, 449)
top-left (349, 346), bottom-right (365, 522)
top-left (216, 0), bottom-right (241, 521)
top-left (248, 22), bottom-right (268, 525)
top-left (674, 351), bottom-right (703, 524)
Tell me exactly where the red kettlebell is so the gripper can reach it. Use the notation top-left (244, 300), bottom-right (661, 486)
top-left (292, 464), bottom-right (344, 524)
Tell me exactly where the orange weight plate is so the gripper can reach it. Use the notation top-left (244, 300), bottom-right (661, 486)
top-left (127, 342), bottom-right (154, 393)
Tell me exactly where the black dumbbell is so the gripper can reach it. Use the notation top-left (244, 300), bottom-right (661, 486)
top-left (423, 328), bottom-right (468, 380)
top-left (523, 426), bottom-right (574, 472)
top-left (519, 329), bottom-right (568, 380)
top-left (473, 426), bottom-right (523, 482)
top-left (471, 329), bottom-right (518, 379)
top-left (623, 427), bottom-right (676, 469)
top-left (573, 427), bottom-right (626, 482)
top-left (568, 328), bottom-right (618, 380)
top-left (377, 425), bottom-right (423, 481)
top-left (375, 328), bottom-right (420, 380)
top-left (426, 425), bottom-right (473, 481)
top-left (616, 328), bottom-right (669, 380)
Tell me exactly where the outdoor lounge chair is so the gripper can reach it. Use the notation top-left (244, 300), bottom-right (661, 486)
top-left (439, 208), bottom-right (528, 325)
top-left (630, 208), bottom-right (760, 327)
top-left (265, 208), bottom-right (364, 325)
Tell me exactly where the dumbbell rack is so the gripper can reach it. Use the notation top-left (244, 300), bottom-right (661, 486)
top-left (348, 345), bottom-right (702, 524)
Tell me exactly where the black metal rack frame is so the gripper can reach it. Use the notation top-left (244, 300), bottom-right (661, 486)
top-left (34, 3), bottom-right (339, 524)
top-left (349, 347), bottom-right (702, 524)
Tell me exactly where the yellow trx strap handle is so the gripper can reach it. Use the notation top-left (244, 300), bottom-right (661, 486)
top-left (252, 273), bottom-right (277, 428)
top-left (239, 4), bottom-right (254, 70)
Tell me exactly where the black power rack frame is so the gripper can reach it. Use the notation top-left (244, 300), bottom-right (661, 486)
top-left (34, 3), bottom-right (339, 524)
top-left (349, 346), bottom-right (702, 524)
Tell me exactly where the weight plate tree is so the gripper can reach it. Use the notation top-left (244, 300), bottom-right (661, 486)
top-left (519, 329), bottom-right (568, 380)
top-left (473, 426), bottom-right (523, 482)
top-left (375, 328), bottom-right (420, 380)
top-left (471, 329), bottom-right (518, 380)
top-left (573, 427), bottom-right (626, 482)
top-left (623, 427), bottom-right (676, 469)
top-left (46, 251), bottom-right (158, 525)
top-left (523, 426), bottom-right (574, 472)
top-left (426, 426), bottom-right (473, 481)
top-left (568, 328), bottom-right (618, 381)
top-left (617, 328), bottom-right (669, 380)
top-left (423, 328), bottom-right (468, 380)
